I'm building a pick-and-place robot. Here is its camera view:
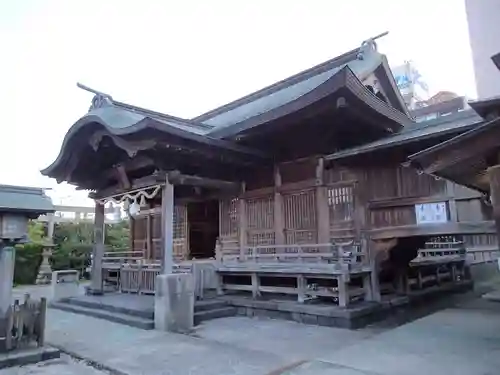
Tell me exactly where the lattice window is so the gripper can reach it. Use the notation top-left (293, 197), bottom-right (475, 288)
top-left (328, 185), bottom-right (354, 222)
top-left (219, 198), bottom-right (239, 237)
top-left (246, 196), bottom-right (274, 230)
top-left (173, 205), bottom-right (187, 239)
top-left (283, 190), bottom-right (317, 244)
top-left (246, 195), bottom-right (275, 246)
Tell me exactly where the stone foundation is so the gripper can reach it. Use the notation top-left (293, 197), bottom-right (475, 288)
top-left (223, 279), bottom-right (474, 329)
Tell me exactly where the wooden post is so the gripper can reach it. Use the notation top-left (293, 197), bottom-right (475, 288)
top-left (239, 183), bottom-right (247, 259)
top-left (315, 158), bottom-right (330, 244)
top-left (337, 275), bottom-right (348, 308)
top-left (274, 166), bottom-right (285, 245)
top-left (488, 164), bottom-right (500, 244)
top-left (446, 181), bottom-right (458, 222)
top-left (89, 202), bottom-right (105, 294)
top-left (162, 178), bottom-right (175, 274)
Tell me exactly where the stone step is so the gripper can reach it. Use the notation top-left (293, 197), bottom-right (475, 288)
top-left (61, 297), bottom-right (154, 320)
top-left (194, 306), bottom-right (237, 326)
top-left (50, 302), bottom-right (155, 330)
top-left (194, 299), bottom-right (231, 313)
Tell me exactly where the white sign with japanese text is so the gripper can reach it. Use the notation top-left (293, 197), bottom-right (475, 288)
top-left (415, 202), bottom-right (448, 225)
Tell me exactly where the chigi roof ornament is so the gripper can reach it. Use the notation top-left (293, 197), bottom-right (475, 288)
top-left (77, 82), bottom-right (114, 112)
top-left (357, 31), bottom-right (389, 60)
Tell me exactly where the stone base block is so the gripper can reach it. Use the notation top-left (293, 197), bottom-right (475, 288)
top-left (155, 273), bottom-right (194, 333)
top-left (51, 270), bottom-right (80, 301)
top-left (84, 287), bottom-right (103, 296)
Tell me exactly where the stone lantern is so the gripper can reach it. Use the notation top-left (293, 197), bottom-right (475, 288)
top-left (0, 185), bottom-right (54, 354)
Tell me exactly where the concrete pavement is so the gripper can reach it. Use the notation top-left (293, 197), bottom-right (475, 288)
top-left (11, 283), bottom-right (500, 375)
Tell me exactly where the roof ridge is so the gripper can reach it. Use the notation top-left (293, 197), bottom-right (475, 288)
top-left (76, 83), bottom-right (213, 131)
top-left (192, 45), bottom-right (367, 123)
top-left (111, 100), bottom-right (214, 130)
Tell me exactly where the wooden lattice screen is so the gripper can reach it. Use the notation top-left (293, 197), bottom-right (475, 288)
top-left (283, 189), bottom-right (317, 244)
top-left (328, 185), bottom-right (354, 223)
top-left (149, 205), bottom-right (188, 262)
top-left (246, 195), bottom-right (275, 246)
top-left (219, 198), bottom-right (239, 238)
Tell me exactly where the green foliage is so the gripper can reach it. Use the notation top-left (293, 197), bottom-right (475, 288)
top-left (13, 219), bottom-right (130, 285)
top-left (27, 220), bottom-right (45, 244)
top-left (14, 243), bottom-right (43, 285)
top-left (105, 220), bottom-right (130, 250)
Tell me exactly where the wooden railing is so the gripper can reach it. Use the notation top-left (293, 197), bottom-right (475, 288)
top-left (120, 264), bottom-right (161, 294)
top-left (103, 250), bottom-right (146, 267)
top-left (467, 247), bottom-right (500, 264)
top-left (412, 241), bottom-right (467, 265)
top-left (119, 261), bottom-right (217, 299)
top-left (1, 294), bottom-right (46, 351)
top-left (216, 241), bottom-right (367, 270)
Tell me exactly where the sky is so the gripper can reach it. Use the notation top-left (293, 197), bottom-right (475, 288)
top-left (0, 0), bottom-right (476, 206)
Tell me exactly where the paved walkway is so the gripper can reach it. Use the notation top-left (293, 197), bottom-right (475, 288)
top-left (0, 354), bottom-right (109, 375)
top-left (12, 284), bottom-right (500, 375)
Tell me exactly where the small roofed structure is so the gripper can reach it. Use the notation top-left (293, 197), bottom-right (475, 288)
top-left (42, 35), bottom-right (491, 329)
top-left (0, 185), bottom-right (54, 218)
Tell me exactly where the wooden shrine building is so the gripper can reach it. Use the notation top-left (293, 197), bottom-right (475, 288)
top-left (42, 38), bottom-right (497, 327)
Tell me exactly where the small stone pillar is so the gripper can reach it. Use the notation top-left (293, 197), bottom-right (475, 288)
top-left (51, 270), bottom-right (80, 301)
top-left (154, 273), bottom-right (194, 333)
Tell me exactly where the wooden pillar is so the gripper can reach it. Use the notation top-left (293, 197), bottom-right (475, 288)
top-left (239, 183), bottom-right (247, 258)
top-left (316, 158), bottom-right (330, 244)
top-left (446, 180), bottom-right (458, 222)
top-left (274, 167), bottom-right (285, 245)
top-left (488, 164), bottom-right (500, 243)
top-left (89, 201), bottom-right (105, 294)
top-left (162, 179), bottom-right (175, 274)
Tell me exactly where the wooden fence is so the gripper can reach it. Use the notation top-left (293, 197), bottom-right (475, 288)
top-left (119, 261), bottom-right (217, 299)
top-left (1, 294), bottom-right (46, 351)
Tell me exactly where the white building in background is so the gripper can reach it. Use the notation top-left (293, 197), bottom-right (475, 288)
top-left (391, 61), bottom-right (430, 110)
top-left (465, 0), bottom-right (500, 99)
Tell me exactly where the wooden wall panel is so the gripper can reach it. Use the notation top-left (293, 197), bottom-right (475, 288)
top-left (280, 158), bottom-right (316, 184)
top-left (369, 206), bottom-right (417, 228)
top-left (456, 200), bottom-right (486, 222)
top-left (131, 216), bottom-right (148, 253)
